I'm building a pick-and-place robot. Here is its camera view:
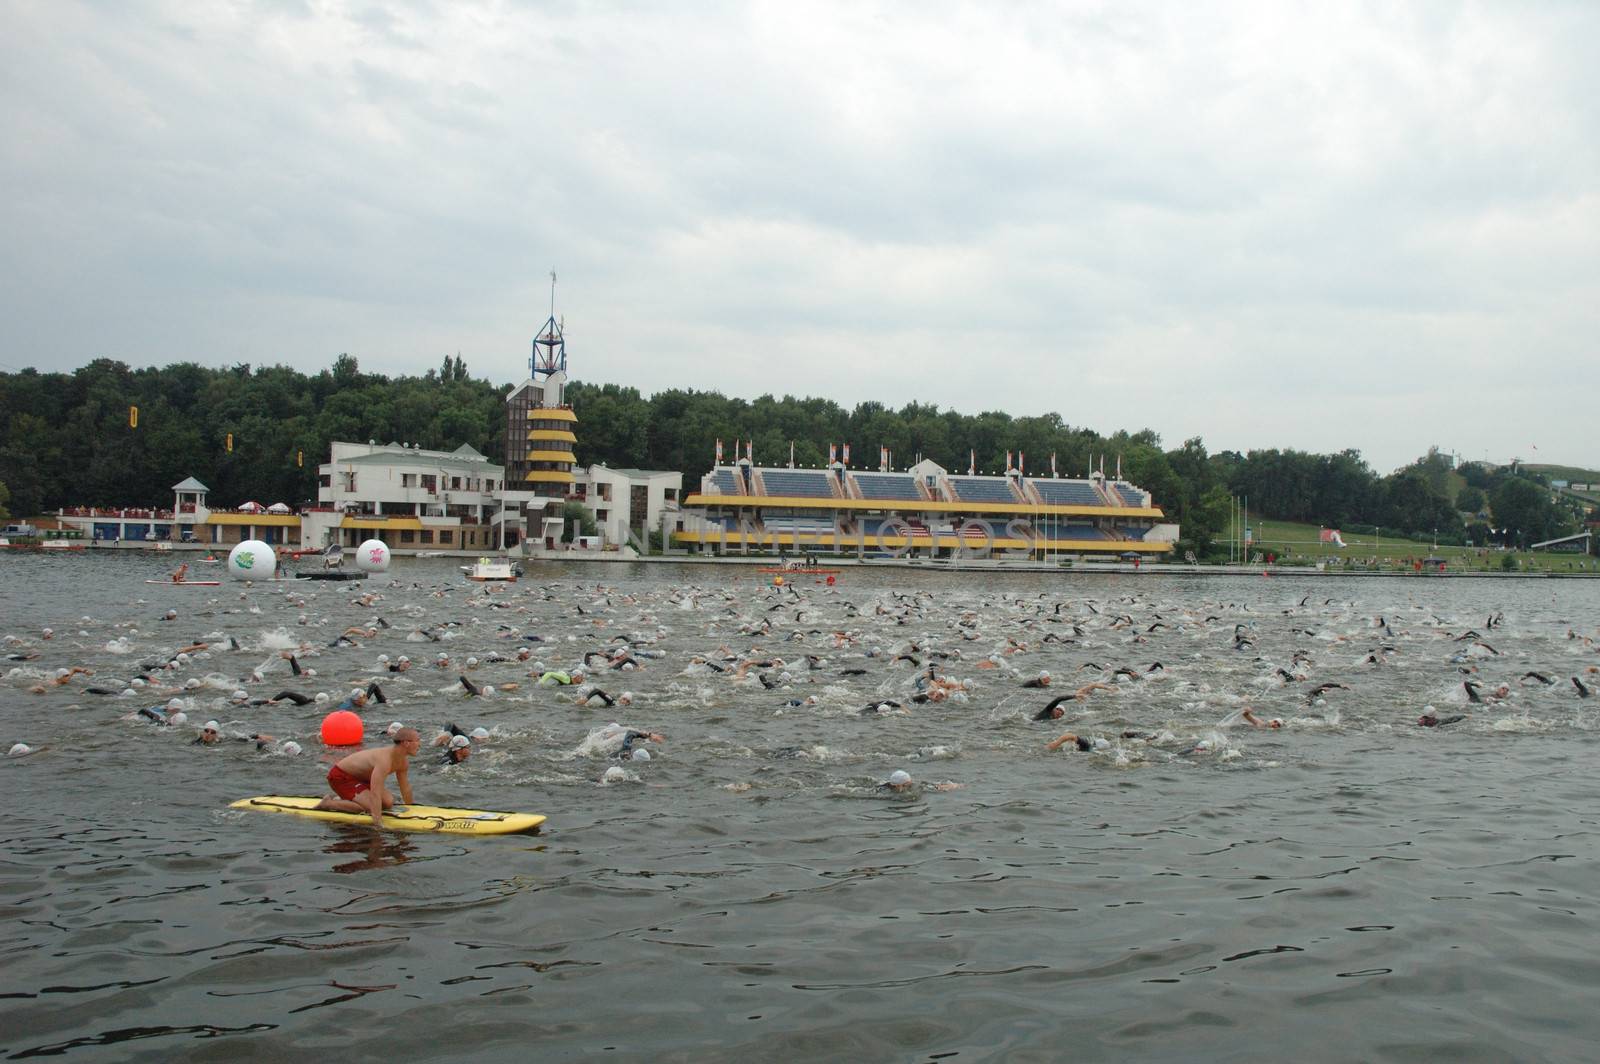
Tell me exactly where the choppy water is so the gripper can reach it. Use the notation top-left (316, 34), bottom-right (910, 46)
top-left (2, 553), bottom-right (1599, 1062)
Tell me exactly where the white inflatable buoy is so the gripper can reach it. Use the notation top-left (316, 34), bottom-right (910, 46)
top-left (356, 539), bottom-right (391, 573)
top-left (228, 540), bottom-right (276, 580)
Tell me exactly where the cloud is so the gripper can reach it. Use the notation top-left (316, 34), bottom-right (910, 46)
top-left (1, 0), bottom-right (1595, 472)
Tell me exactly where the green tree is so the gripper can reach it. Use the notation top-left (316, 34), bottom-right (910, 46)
top-left (561, 501), bottom-right (597, 542)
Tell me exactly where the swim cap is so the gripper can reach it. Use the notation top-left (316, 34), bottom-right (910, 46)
top-left (349, 688), bottom-right (363, 700)
top-left (41, 628), bottom-right (52, 636)
top-left (184, 678), bottom-right (201, 689)
top-left (281, 741), bottom-right (302, 756)
top-left (385, 721), bottom-right (404, 736)
top-left (602, 766), bottom-right (627, 783)
top-left (630, 747), bottom-right (651, 762)
top-left (470, 727), bottom-right (490, 740)
top-left (378, 654), bottom-right (389, 663)
top-left (170, 712), bottom-right (188, 725)
top-left (8, 743), bottom-right (31, 757)
top-left (203, 720), bottom-right (220, 732)
top-left (314, 692), bottom-right (330, 703)
top-left (888, 770), bottom-right (912, 786)
top-left (398, 655), bottom-right (409, 663)
top-left (1039, 671), bottom-right (1050, 680)
top-left (480, 685), bottom-right (494, 697)
top-left (55, 668), bottom-right (69, 679)
top-left (466, 657), bottom-right (478, 667)
top-left (449, 735), bottom-right (471, 750)
top-left (231, 690), bottom-right (247, 701)
top-left (619, 691), bottom-right (634, 705)
top-left (167, 698), bottom-right (184, 711)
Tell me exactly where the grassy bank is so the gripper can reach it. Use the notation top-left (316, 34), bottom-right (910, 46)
top-left (1226, 517), bottom-right (1596, 573)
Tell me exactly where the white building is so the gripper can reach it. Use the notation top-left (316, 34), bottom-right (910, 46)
top-left (307, 441), bottom-right (510, 553)
top-left (566, 466), bottom-right (683, 551)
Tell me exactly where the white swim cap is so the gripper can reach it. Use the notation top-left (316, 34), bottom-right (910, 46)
top-left (480, 685), bottom-right (494, 697)
top-left (55, 668), bottom-right (69, 679)
top-left (231, 690), bottom-right (247, 701)
top-left (42, 628), bottom-right (52, 636)
top-left (470, 727), bottom-right (490, 740)
top-left (164, 610), bottom-right (177, 619)
top-left (602, 766), bottom-right (627, 783)
top-left (630, 747), bottom-right (651, 762)
top-left (350, 688), bottom-right (363, 700)
top-left (1423, 704), bottom-right (1436, 714)
top-left (184, 678), bottom-right (201, 689)
top-left (314, 692), bottom-right (330, 703)
top-left (449, 734), bottom-right (471, 750)
top-left (437, 652), bottom-right (449, 661)
top-left (398, 655), bottom-right (409, 663)
top-left (281, 741), bottom-right (302, 756)
top-left (170, 712), bottom-right (188, 725)
top-left (386, 721), bottom-right (405, 736)
top-left (888, 770), bottom-right (912, 786)
top-left (466, 657), bottom-right (478, 667)
top-left (1040, 670), bottom-right (1050, 680)
top-left (378, 654), bottom-right (389, 663)
top-left (203, 720), bottom-right (220, 732)
top-left (175, 653), bottom-right (190, 663)
top-left (167, 698), bottom-right (184, 711)
top-left (619, 691), bottom-right (634, 704)
top-left (8, 743), bottom-right (31, 757)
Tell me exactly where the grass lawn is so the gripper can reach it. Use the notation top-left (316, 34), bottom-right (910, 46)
top-left (1223, 517), bottom-right (1596, 573)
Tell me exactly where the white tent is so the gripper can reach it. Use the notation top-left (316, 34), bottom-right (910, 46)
top-left (266, 502), bottom-right (292, 514)
top-left (237, 500), bottom-right (265, 513)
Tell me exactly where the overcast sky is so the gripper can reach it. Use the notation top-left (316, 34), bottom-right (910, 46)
top-left (3, 1), bottom-right (1596, 473)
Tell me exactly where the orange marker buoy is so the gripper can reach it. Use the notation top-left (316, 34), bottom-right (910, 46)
top-left (774, 575), bottom-right (784, 586)
top-left (320, 710), bottom-right (363, 746)
top-left (826, 575), bottom-right (836, 586)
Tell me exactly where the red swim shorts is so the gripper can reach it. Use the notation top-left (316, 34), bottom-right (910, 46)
top-left (327, 764), bottom-right (370, 801)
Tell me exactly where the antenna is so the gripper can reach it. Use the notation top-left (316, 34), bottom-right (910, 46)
top-left (549, 270), bottom-right (557, 318)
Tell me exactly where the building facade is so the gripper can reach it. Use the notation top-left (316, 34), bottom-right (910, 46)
top-left (306, 441), bottom-right (510, 552)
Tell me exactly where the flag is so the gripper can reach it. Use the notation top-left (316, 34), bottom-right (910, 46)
top-left (829, 443), bottom-right (837, 465)
top-left (716, 438), bottom-right (724, 464)
top-left (842, 443), bottom-right (850, 465)
top-left (880, 445), bottom-right (888, 472)
top-left (745, 439), bottom-right (753, 461)
top-left (969, 450), bottom-right (975, 476)
top-left (1005, 450), bottom-right (1012, 472)
top-left (1050, 452), bottom-right (1057, 477)
top-left (1018, 450), bottom-right (1024, 476)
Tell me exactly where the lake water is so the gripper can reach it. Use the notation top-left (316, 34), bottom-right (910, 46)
top-left (2, 554), bottom-right (1598, 1061)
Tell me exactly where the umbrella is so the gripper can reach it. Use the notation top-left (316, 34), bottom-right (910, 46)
top-left (238, 500), bottom-right (264, 513)
top-left (1119, 551), bottom-right (1141, 560)
top-left (267, 502), bottom-right (292, 514)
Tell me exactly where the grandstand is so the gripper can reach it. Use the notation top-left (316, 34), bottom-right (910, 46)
top-left (1031, 479), bottom-right (1105, 506)
top-left (854, 474), bottom-right (925, 501)
top-left (759, 470), bottom-right (835, 499)
top-left (676, 457), bottom-right (1175, 561)
top-left (948, 477), bottom-right (1020, 504)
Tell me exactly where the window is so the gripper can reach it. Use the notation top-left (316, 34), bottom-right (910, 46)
top-left (439, 530), bottom-right (454, 544)
top-left (400, 530), bottom-right (415, 543)
top-left (420, 530), bottom-right (433, 544)
top-left (341, 472), bottom-right (357, 492)
top-left (402, 473), bottom-right (417, 488)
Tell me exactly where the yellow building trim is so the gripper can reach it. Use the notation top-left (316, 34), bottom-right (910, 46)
top-left (205, 513), bottom-right (301, 527)
top-left (526, 449), bottom-right (576, 464)
top-left (682, 494), bottom-right (1165, 519)
top-left (527, 408), bottom-right (578, 423)
top-left (527, 429), bottom-right (578, 443)
top-left (340, 517), bottom-right (425, 530)
top-left (525, 470), bottom-right (576, 484)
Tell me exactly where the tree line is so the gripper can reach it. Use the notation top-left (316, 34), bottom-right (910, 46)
top-left (0, 357), bottom-right (1581, 556)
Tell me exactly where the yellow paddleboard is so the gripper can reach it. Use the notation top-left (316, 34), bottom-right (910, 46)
top-left (230, 796), bottom-right (546, 835)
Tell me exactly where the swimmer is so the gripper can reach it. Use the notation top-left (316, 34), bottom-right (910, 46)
top-left (257, 690), bottom-right (314, 706)
top-left (194, 720), bottom-right (278, 750)
top-left (442, 734), bottom-right (471, 765)
top-left (1240, 709), bottom-right (1283, 729)
top-left (1021, 670), bottom-right (1051, 689)
top-left (881, 769), bottom-right (914, 792)
top-left (576, 687), bottom-right (619, 707)
top-left (1418, 708), bottom-right (1467, 727)
top-left (314, 727), bottom-right (422, 827)
top-left (1045, 732), bottom-right (1109, 752)
top-left (388, 655), bottom-right (411, 673)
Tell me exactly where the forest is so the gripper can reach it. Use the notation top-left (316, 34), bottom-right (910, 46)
top-left (0, 356), bottom-right (1581, 558)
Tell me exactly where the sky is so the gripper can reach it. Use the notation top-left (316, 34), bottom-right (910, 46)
top-left (2, 1), bottom-right (1596, 475)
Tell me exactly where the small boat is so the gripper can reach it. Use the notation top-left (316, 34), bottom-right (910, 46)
top-left (461, 557), bottom-right (522, 582)
top-left (144, 579), bottom-right (223, 587)
top-left (149, 542), bottom-right (173, 553)
top-left (40, 539), bottom-right (86, 551)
